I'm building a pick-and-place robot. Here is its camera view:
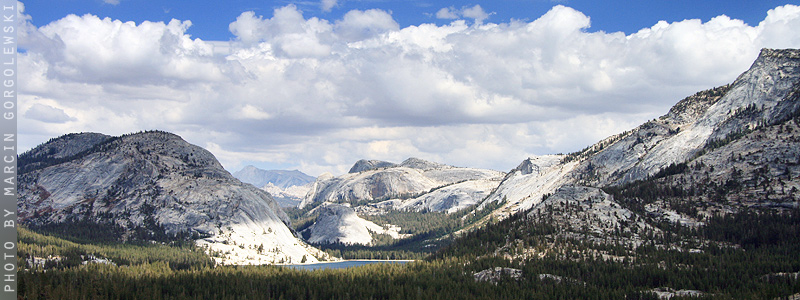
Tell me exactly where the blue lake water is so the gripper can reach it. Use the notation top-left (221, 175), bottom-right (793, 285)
top-left (284, 260), bottom-right (412, 271)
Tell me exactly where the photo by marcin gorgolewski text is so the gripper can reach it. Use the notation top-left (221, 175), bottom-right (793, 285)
top-left (0, 0), bottom-right (15, 299)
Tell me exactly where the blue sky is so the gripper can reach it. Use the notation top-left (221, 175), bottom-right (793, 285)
top-left (24, 0), bottom-right (798, 40)
top-left (17, 1), bottom-right (800, 175)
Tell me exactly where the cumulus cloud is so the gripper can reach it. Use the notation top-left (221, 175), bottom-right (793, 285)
top-left (17, 4), bottom-right (800, 175)
top-left (461, 5), bottom-right (491, 23)
top-left (24, 104), bottom-right (76, 123)
top-left (436, 5), bottom-right (492, 24)
top-left (436, 7), bottom-right (459, 20)
top-left (335, 9), bottom-right (398, 41)
top-left (755, 5), bottom-right (800, 49)
top-left (228, 5), bottom-right (334, 57)
top-left (103, 0), bottom-right (120, 5)
top-left (321, 0), bottom-right (337, 12)
top-left (26, 14), bottom-right (224, 85)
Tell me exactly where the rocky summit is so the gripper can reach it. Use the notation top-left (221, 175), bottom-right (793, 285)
top-left (479, 48), bottom-right (800, 221)
top-left (297, 157), bottom-right (504, 245)
top-left (296, 49), bottom-right (800, 248)
top-left (18, 130), bottom-right (330, 265)
top-left (301, 157), bottom-right (504, 212)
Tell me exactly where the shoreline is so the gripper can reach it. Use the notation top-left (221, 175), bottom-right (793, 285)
top-left (277, 259), bottom-right (416, 267)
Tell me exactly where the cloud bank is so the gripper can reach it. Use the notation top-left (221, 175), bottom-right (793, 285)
top-left (17, 3), bottom-right (800, 175)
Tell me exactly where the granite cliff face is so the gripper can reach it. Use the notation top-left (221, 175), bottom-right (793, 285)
top-left (481, 49), bottom-right (800, 219)
top-left (301, 203), bottom-right (406, 245)
top-left (348, 159), bottom-right (398, 173)
top-left (298, 157), bottom-right (504, 245)
top-left (300, 157), bottom-right (504, 212)
top-left (577, 48), bottom-right (800, 187)
top-left (18, 131), bottom-right (330, 265)
top-left (452, 49), bottom-right (800, 268)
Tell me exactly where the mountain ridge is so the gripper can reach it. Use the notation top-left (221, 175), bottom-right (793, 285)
top-left (18, 130), bottom-right (331, 265)
top-left (297, 157), bottom-right (504, 245)
top-left (233, 165), bottom-right (316, 207)
top-left (477, 48), bottom-right (800, 219)
top-left (233, 166), bottom-right (315, 189)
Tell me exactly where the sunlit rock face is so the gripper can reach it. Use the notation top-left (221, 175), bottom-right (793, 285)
top-left (18, 131), bottom-right (330, 265)
top-left (483, 48), bottom-right (800, 216)
top-left (300, 157), bottom-right (505, 213)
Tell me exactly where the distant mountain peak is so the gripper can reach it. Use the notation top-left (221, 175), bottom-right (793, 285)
top-left (481, 48), bottom-right (800, 219)
top-left (399, 157), bottom-right (449, 170)
top-left (348, 159), bottom-right (397, 173)
top-left (233, 166), bottom-right (315, 189)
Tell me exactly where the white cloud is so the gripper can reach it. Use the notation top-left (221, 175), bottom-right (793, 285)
top-left (27, 14), bottom-right (223, 84)
top-left (17, 4), bottom-right (800, 176)
top-left (436, 7), bottom-right (459, 20)
top-left (335, 9), bottom-right (398, 41)
top-left (228, 5), bottom-right (333, 57)
top-left (24, 103), bottom-right (76, 123)
top-left (755, 5), bottom-right (800, 49)
top-left (461, 5), bottom-right (490, 24)
top-left (235, 104), bottom-right (273, 120)
top-left (103, 0), bottom-right (120, 5)
top-left (435, 5), bottom-right (492, 24)
top-left (321, 0), bottom-right (337, 12)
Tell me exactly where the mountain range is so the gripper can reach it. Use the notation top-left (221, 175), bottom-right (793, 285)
top-left (232, 166), bottom-right (315, 208)
top-left (16, 48), bottom-right (800, 270)
top-left (479, 48), bottom-right (800, 219)
top-left (296, 157), bottom-right (504, 245)
top-left (233, 166), bottom-right (315, 189)
top-left (290, 48), bottom-right (800, 250)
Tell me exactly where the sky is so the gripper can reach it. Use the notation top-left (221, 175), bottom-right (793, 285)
top-left (16, 0), bottom-right (800, 176)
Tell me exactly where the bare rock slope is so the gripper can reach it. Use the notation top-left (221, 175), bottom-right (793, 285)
top-left (300, 157), bottom-right (504, 212)
top-left (298, 157), bottom-right (504, 245)
top-left (482, 48), bottom-right (800, 219)
top-left (18, 131), bottom-right (330, 265)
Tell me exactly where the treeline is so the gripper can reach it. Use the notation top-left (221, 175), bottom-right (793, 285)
top-left (432, 204), bottom-right (800, 298)
top-left (18, 226), bottom-right (214, 271)
top-left (701, 208), bottom-right (800, 249)
top-left (363, 210), bottom-right (462, 235)
top-left (431, 208), bottom-right (555, 260)
top-left (19, 258), bottom-right (643, 300)
top-left (19, 234), bottom-right (800, 299)
top-left (19, 130), bottom-right (177, 175)
top-left (17, 227), bottom-right (638, 300)
top-left (315, 228), bottom-right (455, 260)
top-left (28, 215), bottom-right (204, 246)
top-left (18, 206), bottom-right (800, 299)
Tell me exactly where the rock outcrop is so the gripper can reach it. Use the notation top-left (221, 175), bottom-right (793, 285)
top-left (301, 157), bottom-right (504, 212)
top-left (482, 48), bottom-right (800, 218)
top-left (18, 131), bottom-right (331, 265)
top-left (473, 267), bottom-right (523, 284)
top-left (302, 203), bottom-right (405, 245)
top-left (297, 157), bottom-right (504, 245)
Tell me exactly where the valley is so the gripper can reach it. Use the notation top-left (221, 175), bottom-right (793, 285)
top-left (15, 48), bottom-right (800, 298)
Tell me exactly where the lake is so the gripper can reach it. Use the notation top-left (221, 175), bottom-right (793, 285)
top-left (284, 260), bottom-right (412, 271)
